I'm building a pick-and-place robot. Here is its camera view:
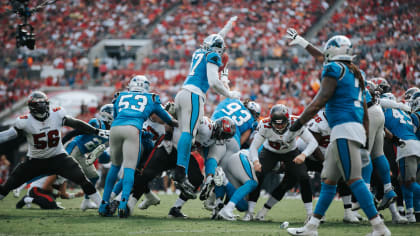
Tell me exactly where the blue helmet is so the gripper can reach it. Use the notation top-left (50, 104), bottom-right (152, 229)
top-left (411, 91), bottom-right (420, 112)
top-left (98, 104), bottom-right (114, 124)
top-left (202, 34), bottom-right (225, 55)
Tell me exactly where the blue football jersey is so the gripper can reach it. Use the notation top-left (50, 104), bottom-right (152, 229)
top-left (183, 48), bottom-right (222, 94)
top-left (112, 91), bottom-right (172, 131)
top-left (384, 108), bottom-right (418, 141)
top-left (322, 62), bottom-right (364, 128)
top-left (410, 112), bottom-right (420, 139)
top-left (66, 118), bottom-right (108, 154)
top-left (211, 98), bottom-right (255, 146)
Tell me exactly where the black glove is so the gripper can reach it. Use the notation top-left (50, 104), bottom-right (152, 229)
top-left (363, 138), bottom-right (369, 150)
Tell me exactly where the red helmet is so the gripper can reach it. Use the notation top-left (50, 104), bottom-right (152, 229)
top-left (213, 117), bottom-right (236, 141)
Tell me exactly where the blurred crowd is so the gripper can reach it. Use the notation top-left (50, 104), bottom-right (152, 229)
top-left (0, 0), bottom-right (419, 117)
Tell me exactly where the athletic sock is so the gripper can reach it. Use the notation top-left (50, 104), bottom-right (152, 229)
top-left (174, 198), bottom-right (186, 208)
top-left (24, 197), bottom-right (34, 204)
top-left (314, 182), bottom-right (337, 216)
top-left (372, 155), bottom-right (392, 191)
top-left (215, 185), bottom-right (227, 199)
top-left (248, 201), bottom-right (256, 213)
top-left (229, 180), bottom-right (258, 205)
top-left (121, 168), bottom-right (135, 203)
top-left (102, 164), bottom-right (121, 202)
top-left (362, 159), bottom-right (373, 184)
top-left (176, 132), bottom-right (193, 174)
top-left (342, 195), bottom-right (352, 209)
top-left (402, 185), bottom-right (414, 209)
top-left (205, 158), bottom-right (218, 176)
top-left (350, 179), bottom-right (377, 219)
top-left (304, 202), bottom-right (313, 216)
top-left (265, 196), bottom-right (279, 209)
top-left (85, 177), bottom-right (99, 199)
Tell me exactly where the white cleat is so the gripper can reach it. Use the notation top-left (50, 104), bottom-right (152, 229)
top-left (406, 213), bottom-right (416, 223)
top-left (366, 224), bottom-right (391, 236)
top-left (217, 207), bottom-right (236, 221)
top-left (352, 211), bottom-right (367, 221)
top-left (391, 213), bottom-right (408, 224)
top-left (343, 209), bottom-right (360, 223)
top-left (203, 192), bottom-right (216, 211)
top-left (138, 192), bottom-right (160, 210)
top-left (242, 211), bottom-right (254, 221)
top-left (127, 195), bottom-right (138, 216)
top-left (287, 223), bottom-right (318, 236)
top-left (80, 199), bottom-right (98, 211)
top-left (13, 189), bottom-right (21, 198)
top-left (255, 208), bottom-right (267, 221)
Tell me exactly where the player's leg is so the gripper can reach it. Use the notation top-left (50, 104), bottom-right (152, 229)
top-left (174, 90), bottom-right (203, 178)
top-left (0, 158), bottom-right (46, 199)
top-left (27, 187), bottom-right (60, 209)
top-left (201, 144), bottom-right (226, 200)
top-left (118, 126), bottom-right (141, 217)
top-left (399, 156), bottom-right (420, 222)
top-left (51, 154), bottom-right (101, 207)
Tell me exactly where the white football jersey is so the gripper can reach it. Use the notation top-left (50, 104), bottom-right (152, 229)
top-left (307, 109), bottom-right (330, 148)
top-left (14, 107), bottom-right (67, 159)
top-left (257, 116), bottom-right (317, 156)
top-left (143, 118), bottom-right (165, 145)
top-left (29, 175), bottom-right (66, 191)
top-left (171, 116), bottom-right (215, 149)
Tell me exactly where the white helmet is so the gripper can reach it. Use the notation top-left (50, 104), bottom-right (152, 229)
top-left (128, 75), bottom-right (150, 93)
top-left (410, 91), bottom-right (420, 113)
top-left (245, 101), bottom-right (261, 120)
top-left (98, 104), bottom-right (114, 124)
top-left (382, 92), bottom-right (396, 101)
top-left (202, 34), bottom-right (225, 55)
top-left (323, 35), bottom-right (355, 62)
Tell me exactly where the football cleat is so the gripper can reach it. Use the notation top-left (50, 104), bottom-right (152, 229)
top-left (118, 199), bottom-right (129, 218)
top-left (392, 213), bottom-right (408, 224)
top-left (406, 213), bottom-right (416, 223)
top-left (168, 207), bottom-right (187, 218)
top-left (200, 176), bottom-right (215, 201)
top-left (127, 195), bottom-right (138, 216)
top-left (174, 177), bottom-right (197, 200)
top-left (255, 208), bottom-right (268, 221)
top-left (138, 192), bottom-right (160, 210)
top-left (343, 209), bottom-right (360, 223)
top-left (13, 188), bottom-right (21, 198)
top-left (242, 211), bottom-right (254, 221)
top-left (218, 207), bottom-right (236, 221)
top-left (378, 190), bottom-right (397, 211)
top-left (287, 223), bottom-right (318, 236)
top-left (108, 200), bottom-right (120, 215)
top-left (80, 199), bottom-right (98, 211)
top-left (203, 192), bottom-right (216, 211)
top-left (211, 203), bottom-right (224, 220)
top-left (366, 224), bottom-right (391, 236)
top-left (98, 201), bottom-right (113, 217)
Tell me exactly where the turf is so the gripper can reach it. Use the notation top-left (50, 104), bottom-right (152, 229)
top-left (0, 192), bottom-right (418, 236)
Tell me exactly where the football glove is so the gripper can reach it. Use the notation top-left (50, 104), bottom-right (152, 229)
top-left (228, 90), bottom-right (241, 100)
top-left (286, 28), bottom-right (310, 48)
top-left (86, 144), bottom-right (107, 165)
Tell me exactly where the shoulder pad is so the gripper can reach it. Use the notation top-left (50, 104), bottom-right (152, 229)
top-left (19, 115), bottom-right (28, 119)
top-left (53, 107), bottom-right (62, 112)
top-left (322, 62), bottom-right (345, 80)
top-left (206, 52), bottom-right (222, 67)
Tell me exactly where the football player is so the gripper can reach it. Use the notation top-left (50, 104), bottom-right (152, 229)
top-left (246, 104), bottom-right (318, 221)
top-left (285, 34), bottom-right (390, 236)
top-left (99, 75), bottom-right (177, 218)
top-left (173, 17), bottom-right (241, 197)
top-left (64, 104), bottom-right (113, 210)
top-left (0, 91), bottom-right (107, 207)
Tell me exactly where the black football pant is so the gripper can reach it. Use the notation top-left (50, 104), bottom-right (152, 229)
top-left (26, 187), bottom-right (60, 209)
top-left (131, 146), bottom-right (203, 201)
top-left (0, 154), bottom-right (96, 197)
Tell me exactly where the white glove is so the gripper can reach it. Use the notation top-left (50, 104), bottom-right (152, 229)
top-left (158, 140), bottom-right (173, 154)
top-left (286, 28), bottom-right (309, 48)
top-left (229, 16), bottom-right (238, 23)
top-left (86, 144), bottom-right (106, 165)
top-left (228, 90), bottom-right (241, 99)
top-left (213, 167), bottom-right (226, 187)
top-left (221, 68), bottom-right (230, 88)
top-left (97, 129), bottom-right (110, 139)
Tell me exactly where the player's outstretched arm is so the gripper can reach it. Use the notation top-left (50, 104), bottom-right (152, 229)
top-left (207, 63), bottom-right (240, 99)
top-left (0, 127), bottom-right (21, 144)
top-left (218, 16), bottom-right (237, 38)
top-left (63, 116), bottom-right (109, 138)
top-left (248, 132), bottom-right (265, 172)
top-left (286, 28), bottom-right (324, 62)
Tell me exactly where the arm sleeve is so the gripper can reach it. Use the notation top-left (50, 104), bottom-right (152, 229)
top-left (300, 128), bottom-right (318, 157)
top-left (207, 62), bottom-right (231, 98)
top-left (379, 98), bottom-right (410, 112)
top-left (249, 133), bottom-right (265, 163)
top-left (63, 116), bottom-right (98, 135)
top-left (61, 129), bottom-right (84, 144)
top-left (0, 127), bottom-right (19, 144)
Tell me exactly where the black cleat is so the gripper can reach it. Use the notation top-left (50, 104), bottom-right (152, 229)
top-left (211, 203), bottom-right (224, 220)
top-left (174, 177), bottom-right (197, 199)
top-left (109, 200), bottom-right (120, 215)
top-left (168, 207), bottom-right (187, 218)
top-left (199, 179), bottom-right (215, 201)
top-left (118, 199), bottom-right (129, 218)
top-left (16, 197), bottom-right (26, 209)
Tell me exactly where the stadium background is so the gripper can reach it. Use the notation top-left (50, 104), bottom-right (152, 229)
top-left (0, 0), bottom-right (419, 196)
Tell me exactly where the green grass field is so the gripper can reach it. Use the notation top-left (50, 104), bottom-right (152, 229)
top-left (0, 192), bottom-right (418, 236)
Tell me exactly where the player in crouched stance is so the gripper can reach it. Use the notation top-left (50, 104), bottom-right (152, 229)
top-left (285, 35), bottom-right (390, 236)
top-left (0, 91), bottom-right (107, 206)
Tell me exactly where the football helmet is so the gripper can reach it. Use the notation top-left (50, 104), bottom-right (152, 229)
top-left (323, 35), bottom-right (355, 62)
top-left (371, 77), bottom-right (391, 94)
top-left (28, 91), bottom-right (50, 121)
top-left (382, 93), bottom-right (396, 101)
top-left (202, 34), bottom-right (225, 56)
top-left (410, 91), bottom-right (420, 112)
top-left (98, 104), bottom-right (114, 124)
top-left (164, 101), bottom-right (176, 118)
top-left (270, 104), bottom-right (290, 135)
top-left (128, 75), bottom-right (150, 93)
top-left (245, 101), bottom-right (261, 121)
top-left (404, 87), bottom-right (419, 101)
top-left (213, 117), bottom-right (236, 141)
